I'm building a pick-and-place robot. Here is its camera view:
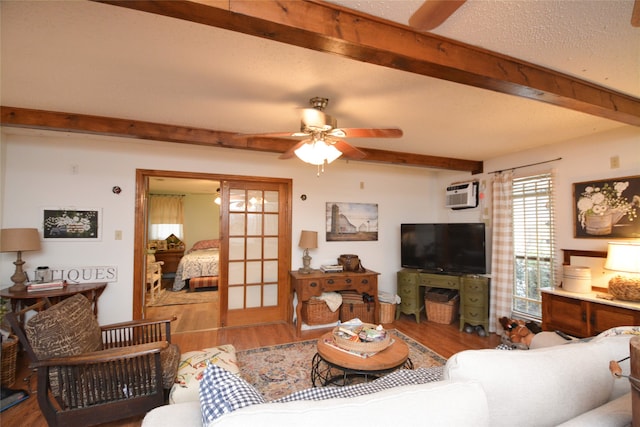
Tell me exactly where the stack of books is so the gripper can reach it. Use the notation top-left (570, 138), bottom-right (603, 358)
top-left (0, 388), bottom-right (29, 412)
top-left (320, 264), bottom-right (343, 273)
top-left (27, 280), bottom-right (66, 292)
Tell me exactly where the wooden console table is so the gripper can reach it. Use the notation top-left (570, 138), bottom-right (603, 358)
top-left (0, 282), bottom-right (107, 326)
top-left (541, 287), bottom-right (640, 338)
top-left (290, 269), bottom-right (379, 335)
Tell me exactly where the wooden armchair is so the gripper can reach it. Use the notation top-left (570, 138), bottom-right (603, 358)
top-left (6, 294), bottom-right (180, 427)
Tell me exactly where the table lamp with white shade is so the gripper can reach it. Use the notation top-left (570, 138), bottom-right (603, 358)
top-left (0, 228), bottom-right (42, 292)
top-left (605, 241), bottom-right (640, 301)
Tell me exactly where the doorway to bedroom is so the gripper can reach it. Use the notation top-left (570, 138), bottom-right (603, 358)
top-left (133, 169), bottom-right (292, 334)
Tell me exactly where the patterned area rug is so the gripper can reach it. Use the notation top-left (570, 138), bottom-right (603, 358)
top-left (146, 289), bottom-right (218, 307)
top-left (237, 330), bottom-right (447, 401)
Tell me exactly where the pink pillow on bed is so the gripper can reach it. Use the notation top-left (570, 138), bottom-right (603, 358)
top-left (189, 239), bottom-right (220, 253)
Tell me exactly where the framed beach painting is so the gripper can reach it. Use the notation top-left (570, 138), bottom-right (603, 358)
top-left (42, 207), bottom-right (102, 240)
top-left (573, 175), bottom-right (640, 238)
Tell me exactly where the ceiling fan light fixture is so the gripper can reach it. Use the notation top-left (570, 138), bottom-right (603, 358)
top-left (294, 140), bottom-right (342, 166)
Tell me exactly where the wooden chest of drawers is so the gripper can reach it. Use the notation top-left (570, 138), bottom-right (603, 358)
top-left (154, 249), bottom-right (184, 274)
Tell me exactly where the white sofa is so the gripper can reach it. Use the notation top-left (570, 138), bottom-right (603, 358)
top-left (142, 334), bottom-right (635, 427)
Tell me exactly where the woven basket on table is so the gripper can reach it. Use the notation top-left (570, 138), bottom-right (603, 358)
top-left (332, 323), bottom-right (391, 353)
top-left (608, 276), bottom-right (640, 301)
top-left (301, 298), bottom-right (339, 325)
top-left (1, 334), bottom-right (19, 387)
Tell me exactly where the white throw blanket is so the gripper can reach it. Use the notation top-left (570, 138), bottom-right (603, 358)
top-left (317, 292), bottom-right (342, 312)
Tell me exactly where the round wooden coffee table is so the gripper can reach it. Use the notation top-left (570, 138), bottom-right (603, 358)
top-left (311, 331), bottom-right (413, 386)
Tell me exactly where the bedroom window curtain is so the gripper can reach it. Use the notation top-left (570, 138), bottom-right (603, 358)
top-left (489, 171), bottom-right (514, 333)
top-left (149, 194), bottom-right (184, 240)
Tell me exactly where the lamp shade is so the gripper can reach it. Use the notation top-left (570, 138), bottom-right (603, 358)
top-left (0, 228), bottom-right (41, 252)
top-left (294, 141), bottom-right (342, 165)
top-left (298, 230), bottom-right (318, 249)
top-left (604, 242), bottom-right (640, 274)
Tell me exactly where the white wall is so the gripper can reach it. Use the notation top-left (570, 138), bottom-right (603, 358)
top-left (0, 129), bottom-right (437, 324)
top-left (1, 125), bottom-right (637, 324)
top-left (439, 125), bottom-right (640, 278)
top-left (183, 193), bottom-right (220, 248)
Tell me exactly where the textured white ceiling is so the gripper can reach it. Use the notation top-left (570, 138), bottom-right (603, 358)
top-left (1, 1), bottom-right (638, 165)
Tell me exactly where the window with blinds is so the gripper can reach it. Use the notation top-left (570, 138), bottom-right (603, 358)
top-left (512, 172), bottom-right (556, 318)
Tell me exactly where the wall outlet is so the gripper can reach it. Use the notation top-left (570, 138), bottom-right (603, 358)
top-left (115, 230), bottom-right (122, 240)
top-left (610, 155), bottom-right (620, 169)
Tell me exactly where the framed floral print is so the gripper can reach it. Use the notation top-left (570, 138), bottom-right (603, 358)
top-left (573, 175), bottom-right (639, 238)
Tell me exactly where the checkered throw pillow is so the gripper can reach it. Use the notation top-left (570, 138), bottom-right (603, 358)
top-left (274, 366), bottom-right (444, 403)
top-left (199, 364), bottom-right (265, 423)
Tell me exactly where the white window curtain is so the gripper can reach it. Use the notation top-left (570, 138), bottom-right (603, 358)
top-left (489, 171), bottom-right (514, 333)
top-left (149, 195), bottom-right (184, 240)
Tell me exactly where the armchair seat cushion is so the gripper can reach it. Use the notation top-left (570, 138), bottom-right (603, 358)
top-left (25, 293), bottom-right (102, 359)
top-left (170, 345), bottom-right (239, 404)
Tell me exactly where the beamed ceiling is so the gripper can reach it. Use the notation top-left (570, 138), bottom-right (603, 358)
top-left (1, 0), bottom-right (639, 173)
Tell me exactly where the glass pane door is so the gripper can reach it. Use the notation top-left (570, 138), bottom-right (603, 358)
top-left (222, 181), bottom-right (290, 327)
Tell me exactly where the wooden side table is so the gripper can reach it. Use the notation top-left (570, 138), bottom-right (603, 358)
top-left (0, 282), bottom-right (107, 327)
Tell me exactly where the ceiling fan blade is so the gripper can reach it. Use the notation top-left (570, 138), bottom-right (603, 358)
top-left (632, 0), bottom-right (640, 27)
top-left (331, 139), bottom-right (367, 160)
top-left (278, 139), bottom-right (309, 159)
top-left (234, 131), bottom-right (306, 139)
top-left (408, 0), bottom-right (466, 31)
top-left (332, 128), bottom-right (403, 138)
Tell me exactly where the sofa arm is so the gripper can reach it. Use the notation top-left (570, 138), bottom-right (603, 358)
top-left (444, 335), bottom-right (633, 427)
top-left (556, 392), bottom-right (631, 427)
top-left (142, 401), bottom-right (203, 427)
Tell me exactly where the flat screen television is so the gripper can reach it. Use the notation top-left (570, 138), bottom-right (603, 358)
top-left (400, 223), bottom-right (486, 274)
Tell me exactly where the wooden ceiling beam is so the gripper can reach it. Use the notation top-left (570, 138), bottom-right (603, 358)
top-left (95, 0), bottom-right (640, 126)
top-left (0, 106), bottom-right (483, 173)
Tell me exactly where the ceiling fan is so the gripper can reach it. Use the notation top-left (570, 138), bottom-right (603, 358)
top-left (236, 97), bottom-right (403, 169)
top-left (409, 0), bottom-right (640, 30)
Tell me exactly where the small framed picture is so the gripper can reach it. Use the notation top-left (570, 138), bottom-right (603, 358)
top-left (42, 207), bottom-right (102, 241)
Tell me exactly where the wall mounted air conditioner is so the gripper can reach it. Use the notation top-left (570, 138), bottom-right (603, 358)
top-left (445, 181), bottom-right (479, 209)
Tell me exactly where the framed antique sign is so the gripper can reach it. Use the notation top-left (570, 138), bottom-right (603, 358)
top-left (573, 175), bottom-right (639, 238)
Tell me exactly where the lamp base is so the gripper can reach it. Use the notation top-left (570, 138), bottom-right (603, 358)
top-left (8, 254), bottom-right (28, 293)
top-left (8, 282), bottom-right (27, 293)
top-left (608, 275), bottom-right (640, 301)
top-left (299, 252), bottom-right (313, 274)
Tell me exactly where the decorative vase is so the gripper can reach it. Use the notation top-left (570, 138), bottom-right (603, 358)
top-left (585, 212), bottom-right (613, 235)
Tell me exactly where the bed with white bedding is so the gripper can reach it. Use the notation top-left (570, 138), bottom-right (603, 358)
top-left (172, 240), bottom-right (220, 291)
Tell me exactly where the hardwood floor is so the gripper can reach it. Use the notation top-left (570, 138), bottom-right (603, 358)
top-left (0, 309), bottom-right (500, 427)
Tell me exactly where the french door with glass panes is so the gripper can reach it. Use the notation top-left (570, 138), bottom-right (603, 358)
top-left (219, 179), bottom-right (291, 327)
